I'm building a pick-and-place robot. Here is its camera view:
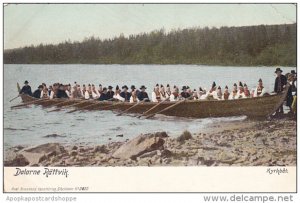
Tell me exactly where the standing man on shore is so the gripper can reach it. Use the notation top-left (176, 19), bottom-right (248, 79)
top-left (274, 67), bottom-right (287, 114)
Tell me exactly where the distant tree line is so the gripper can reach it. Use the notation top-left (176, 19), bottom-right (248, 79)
top-left (4, 23), bottom-right (296, 66)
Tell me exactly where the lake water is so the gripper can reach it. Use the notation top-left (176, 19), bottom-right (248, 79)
top-left (3, 64), bottom-right (294, 150)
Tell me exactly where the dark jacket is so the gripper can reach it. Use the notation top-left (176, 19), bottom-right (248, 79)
top-left (274, 75), bottom-right (287, 93)
top-left (20, 85), bottom-right (32, 96)
top-left (32, 89), bottom-right (41, 98)
top-left (180, 92), bottom-right (190, 98)
top-left (107, 91), bottom-right (114, 100)
top-left (99, 93), bottom-right (108, 101)
top-left (137, 91), bottom-right (149, 101)
top-left (56, 89), bottom-right (69, 98)
top-left (120, 92), bottom-right (131, 102)
top-left (286, 85), bottom-right (293, 107)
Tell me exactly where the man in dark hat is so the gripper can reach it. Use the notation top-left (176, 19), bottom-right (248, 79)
top-left (130, 85), bottom-right (139, 96)
top-left (99, 87), bottom-right (109, 101)
top-left (56, 84), bottom-right (69, 98)
top-left (32, 85), bottom-right (43, 98)
top-left (120, 85), bottom-right (131, 102)
top-left (180, 86), bottom-right (190, 99)
top-left (107, 86), bottom-right (114, 100)
top-left (137, 85), bottom-right (150, 102)
top-left (229, 83), bottom-right (238, 99)
top-left (274, 67), bottom-right (287, 114)
top-left (20, 80), bottom-right (33, 96)
top-left (243, 83), bottom-right (250, 98)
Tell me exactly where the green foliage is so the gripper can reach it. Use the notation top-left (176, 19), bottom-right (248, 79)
top-left (4, 24), bottom-right (296, 66)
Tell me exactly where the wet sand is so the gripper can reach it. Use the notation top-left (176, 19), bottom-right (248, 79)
top-left (4, 117), bottom-right (296, 167)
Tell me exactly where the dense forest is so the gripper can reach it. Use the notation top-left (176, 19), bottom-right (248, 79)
top-left (4, 23), bottom-right (296, 66)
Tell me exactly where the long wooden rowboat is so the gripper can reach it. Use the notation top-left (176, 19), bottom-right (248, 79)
top-left (17, 84), bottom-right (289, 119)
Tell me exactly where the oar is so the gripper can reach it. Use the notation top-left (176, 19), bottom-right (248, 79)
top-left (66, 99), bottom-right (118, 114)
top-left (9, 94), bottom-right (20, 102)
top-left (46, 100), bottom-right (77, 112)
top-left (137, 99), bottom-right (169, 118)
top-left (11, 98), bottom-right (50, 109)
top-left (116, 101), bottom-right (144, 116)
top-left (51, 100), bottom-right (90, 113)
top-left (143, 98), bottom-right (190, 119)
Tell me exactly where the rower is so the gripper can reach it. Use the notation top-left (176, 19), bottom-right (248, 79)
top-left (56, 84), bottom-right (69, 98)
top-left (229, 83), bottom-right (238, 100)
top-left (137, 85), bottom-right (150, 102)
top-left (209, 82), bottom-right (217, 94)
top-left (170, 88), bottom-right (179, 102)
top-left (113, 85), bottom-right (124, 101)
top-left (48, 85), bottom-right (55, 99)
top-left (243, 83), bottom-right (250, 98)
top-left (216, 86), bottom-right (222, 100)
top-left (165, 84), bottom-right (171, 99)
top-left (192, 89), bottom-right (198, 100)
top-left (160, 84), bottom-right (166, 100)
top-left (120, 85), bottom-right (131, 102)
top-left (152, 85), bottom-right (161, 102)
top-left (107, 86), bottom-right (114, 100)
top-left (180, 86), bottom-right (190, 99)
top-left (99, 87), bottom-right (108, 101)
top-left (207, 82), bottom-right (217, 99)
top-left (41, 87), bottom-right (49, 99)
top-left (84, 84), bottom-right (93, 100)
top-left (130, 86), bottom-right (139, 103)
top-left (92, 84), bottom-right (100, 99)
top-left (274, 68), bottom-right (287, 114)
top-left (98, 84), bottom-right (103, 94)
top-left (223, 86), bottom-right (230, 100)
top-left (82, 84), bottom-right (87, 97)
top-left (20, 80), bottom-right (32, 96)
top-left (253, 79), bottom-right (266, 97)
top-left (237, 82), bottom-right (244, 98)
top-left (65, 84), bottom-right (72, 98)
top-left (33, 85), bottom-right (43, 98)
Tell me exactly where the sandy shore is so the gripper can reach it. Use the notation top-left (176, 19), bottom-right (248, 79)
top-left (4, 117), bottom-right (296, 167)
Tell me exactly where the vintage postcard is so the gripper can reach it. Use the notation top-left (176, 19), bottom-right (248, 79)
top-left (2, 2), bottom-right (297, 193)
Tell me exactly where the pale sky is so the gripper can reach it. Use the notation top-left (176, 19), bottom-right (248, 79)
top-left (4, 4), bottom-right (296, 50)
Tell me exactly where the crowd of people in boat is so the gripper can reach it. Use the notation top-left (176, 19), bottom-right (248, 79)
top-left (19, 68), bottom-right (297, 111)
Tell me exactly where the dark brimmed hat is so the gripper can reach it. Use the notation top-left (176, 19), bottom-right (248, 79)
top-left (160, 84), bottom-right (164, 88)
top-left (131, 85), bottom-right (136, 90)
top-left (225, 85), bottom-right (228, 89)
top-left (233, 83), bottom-right (237, 87)
top-left (156, 84), bottom-right (159, 87)
top-left (239, 82), bottom-right (243, 87)
top-left (99, 84), bottom-right (102, 87)
top-left (38, 85), bottom-right (43, 89)
top-left (103, 87), bottom-right (107, 91)
top-left (258, 78), bottom-right (262, 82)
top-left (24, 80), bottom-right (29, 84)
top-left (217, 86), bottom-right (221, 89)
top-left (291, 70), bottom-right (296, 74)
top-left (140, 85), bottom-right (146, 90)
top-left (275, 68), bottom-right (283, 73)
top-left (244, 83), bottom-right (247, 87)
top-left (182, 86), bottom-right (187, 91)
top-left (199, 87), bottom-right (203, 91)
top-left (116, 85), bottom-right (119, 90)
top-left (167, 84), bottom-right (170, 87)
top-left (108, 86), bottom-right (113, 89)
top-left (122, 85), bottom-right (128, 90)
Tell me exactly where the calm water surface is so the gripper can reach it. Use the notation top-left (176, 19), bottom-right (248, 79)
top-left (4, 64), bottom-right (294, 150)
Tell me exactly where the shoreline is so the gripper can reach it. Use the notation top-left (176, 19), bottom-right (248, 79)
top-left (4, 117), bottom-right (296, 167)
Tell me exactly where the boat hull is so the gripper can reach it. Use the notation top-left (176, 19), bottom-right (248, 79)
top-left (19, 85), bottom-right (288, 119)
